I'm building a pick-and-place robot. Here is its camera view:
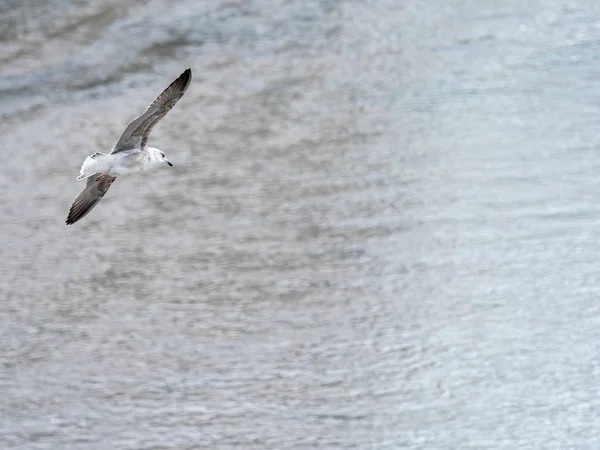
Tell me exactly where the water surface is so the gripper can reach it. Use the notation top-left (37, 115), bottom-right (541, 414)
top-left (3, 1), bottom-right (600, 448)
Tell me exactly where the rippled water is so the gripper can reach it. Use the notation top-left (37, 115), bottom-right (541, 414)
top-left (3, 0), bottom-right (600, 448)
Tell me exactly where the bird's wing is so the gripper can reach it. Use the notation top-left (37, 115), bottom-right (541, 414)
top-left (110, 68), bottom-right (192, 154)
top-left (66, 174), bottom-right (116, 225)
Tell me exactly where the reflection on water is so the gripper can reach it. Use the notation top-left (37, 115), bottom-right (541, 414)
top-left (3, 0), bottom-right (600, 448)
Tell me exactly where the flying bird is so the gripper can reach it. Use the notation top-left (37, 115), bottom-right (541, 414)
top-left (66, 68), bottom-right (192, 225)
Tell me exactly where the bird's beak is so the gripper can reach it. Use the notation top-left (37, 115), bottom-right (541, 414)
top-left (165, 160), bottom-right (173, 167)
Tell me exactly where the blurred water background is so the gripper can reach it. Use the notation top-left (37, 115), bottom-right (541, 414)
top-left (3, 0), bottom-right (600, 448)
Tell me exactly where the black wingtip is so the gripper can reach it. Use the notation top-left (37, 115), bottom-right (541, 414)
top-left (170, 68), bottom-right (192, 93)
top-left (65, 204), bottom-right (79, 225)
top-left (65, 212), bottom-right (77, 225)
top-left (65, 209), bottom-right (86, 226)
top-left (182, 68), bottom-right (192, 84)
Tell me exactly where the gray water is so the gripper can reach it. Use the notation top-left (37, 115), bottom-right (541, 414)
top-left (2, 0), bottom-right (600, 448)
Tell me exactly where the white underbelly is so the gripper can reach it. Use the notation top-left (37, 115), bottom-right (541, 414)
top-left (109, 162), bottom-right (146, 176)
top-left (107, 151), bottom-right (146, 176)
top-left (78, 150), bottom-right (146, 180)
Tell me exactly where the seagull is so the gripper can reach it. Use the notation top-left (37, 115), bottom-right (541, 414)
top-left (65, 68), bottom-right (192, 225)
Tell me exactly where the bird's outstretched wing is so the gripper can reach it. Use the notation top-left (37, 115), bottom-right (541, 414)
top-left (111, 68), bottom-right (192, 154)
top-left (66, 173), bottom-right (116, 225)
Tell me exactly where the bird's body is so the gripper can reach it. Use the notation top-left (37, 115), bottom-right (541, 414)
top-left (66, 68), bottom-right (191, 225)
top-left (77, 147), bottom-right (166, 179)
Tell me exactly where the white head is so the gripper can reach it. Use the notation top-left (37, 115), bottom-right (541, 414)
top-left (148, 147), bottom-right (173, 168)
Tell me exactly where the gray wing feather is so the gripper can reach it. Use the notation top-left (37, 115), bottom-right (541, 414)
top-left (65, 174), bottom-right (116, 225)
top-left (110, 68), bottom-right (192, 154)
